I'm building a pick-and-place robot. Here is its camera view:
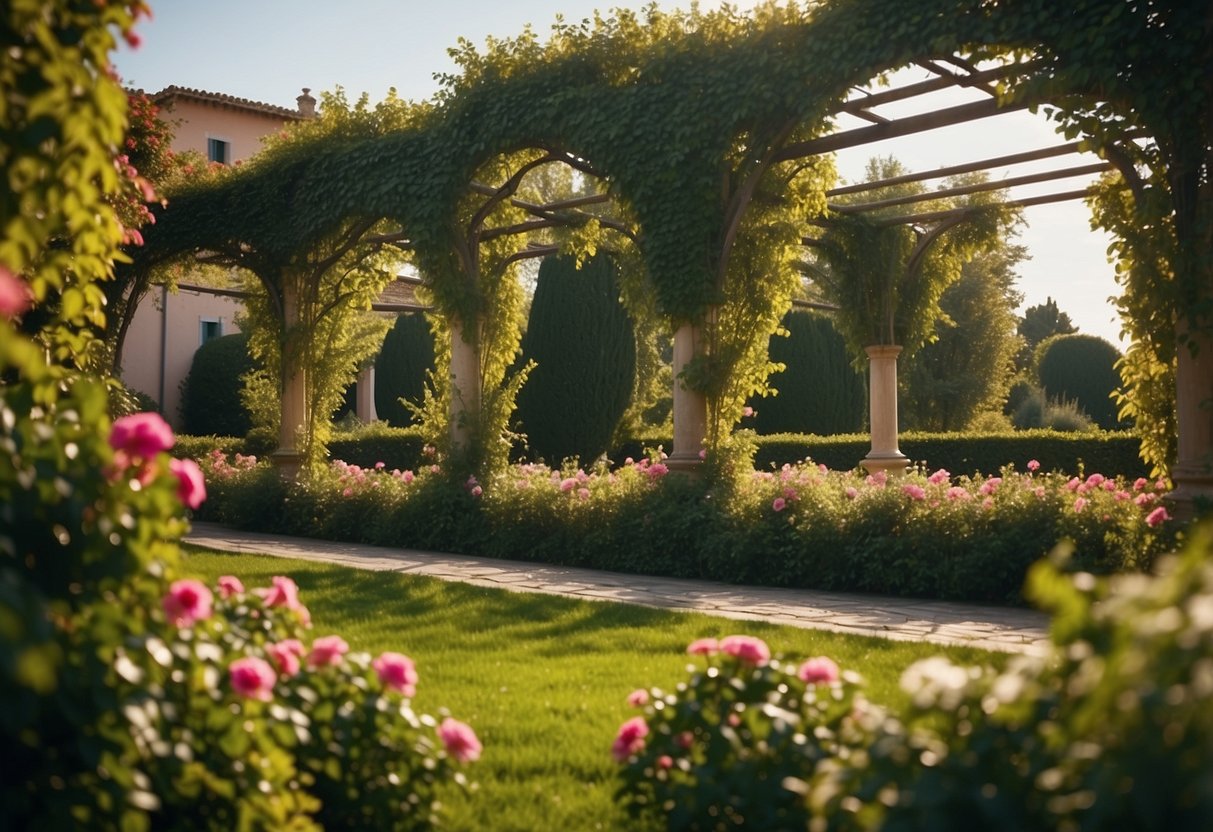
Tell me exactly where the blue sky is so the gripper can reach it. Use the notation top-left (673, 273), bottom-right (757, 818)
top-left (114, 0), bottom-right (1124, 346)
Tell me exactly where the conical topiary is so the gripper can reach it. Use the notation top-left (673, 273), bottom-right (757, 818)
top-left (374, 312), bottom-right (435, 427)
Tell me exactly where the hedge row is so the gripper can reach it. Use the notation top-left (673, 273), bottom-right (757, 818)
top-left (178, 428), bottom-right (1148, 479)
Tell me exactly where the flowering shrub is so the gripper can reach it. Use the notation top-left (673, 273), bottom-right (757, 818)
top-left (612, 634), bottom-right (874, 830)
top-left (200, 452), bottom-right (1179, 604)
top-left (800, 522), bottom-right (1213, 831)
top-left (116, 572), bottom-right (480, 830)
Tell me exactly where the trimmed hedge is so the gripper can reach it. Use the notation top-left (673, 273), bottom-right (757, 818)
top-left (326, 424), bottom-right (427, 470)
top-left (616, 430), bottom-right (1148, 478)
top-left (179, 332), bottom-right (255, 436)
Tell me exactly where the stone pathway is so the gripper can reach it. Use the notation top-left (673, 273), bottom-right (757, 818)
top-left (185, 521), bottom-right (1051, 655)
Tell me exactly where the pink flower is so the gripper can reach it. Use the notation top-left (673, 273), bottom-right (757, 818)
top-left (1133, 477), bottom-right (1149, 492)
top-left (373, 651), bottom-right (418, 695)
top-left (865, 471), bottom-right (888, 487)
top-left (946, 486), bottom-right (970, 502)
top-left (720, 635), bottom-right (770, 666)
top-left (1074, 497), bottom-right (1088, 513)
top-left (979, 477), bottom-right (1002, 495)
top-left (169, 457), bottom-right (207, 509)
top-left (845, 486), bottom-right (858, 499)
top-left (0, 266), bottom-right (32, 317)
top-left (577, 487), bottom-right (590, 500)
top-left (560, 477), bottom-right (577, 492)
top-left (229, 656), bottom-right (276, 701)
top-left (308, 635), bottom-right (349, 668)
top-left (1135, 493), bottom-right (1157, 507)
top-left (657, 754), bottom-right (674, 769)
top-left (216, 575), bottom-right (244, 599)
top-left (259, 576), bottom-right (302, 610)
top-left (742, 406), bottom-right (754, 417)
top-left (627, 688), bottom-right (649, 707)
top-left (1146, 506), bottom-right (1171, 527)
top-left (438, 718), bottom-right (482, 763)
top-left (902, 484), bottom-right (926, 501)
top-left (686, 637), bottom-right (719, 656)
top-left (927, 469), bottom-right (950, 485)
top-left (1027, 459), bottom-right (1041, 472)
top-left (611, 716), bottom-right (648, 762)
top-left (109, 412), bottom-right (174, 458)
top-left (471, 485), bottom-right (483, 498)
top-left (1086, 473), bottom-right (1106, 488)
top-left (647, 463), bottom-right (669, 480)
top-left (266, 639), bottom-right (305, 677)
top-left (772, 497), bottom-right (787, 512)
top-left (402, 470), bottom-right (415, 483)
top-left (162, 579), bottom-right (213, 627)
top-left (1066, 477), bottom-right (1081, 492)
top-left (798, 656), bottom-right (840, 685)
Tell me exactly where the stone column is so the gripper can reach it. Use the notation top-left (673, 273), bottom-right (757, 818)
top-left (862, 344), bottom-right (908, 477)
top-left (448, 317), bottom-right (481, 453)
top-left (1169, 327), bottom-right (1213, 516)
top-left (668, 320), bottom-right (707, 472)
top-left (271, 281), bottom-right (306, 479)
top-left (354, 364), bottom-right (377, 424)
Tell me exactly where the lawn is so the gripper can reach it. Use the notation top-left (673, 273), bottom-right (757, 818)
top-left (183, 544), bottom-right (1005, 830)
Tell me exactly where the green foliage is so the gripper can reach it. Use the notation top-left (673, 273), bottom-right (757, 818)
top-left (180, 332), bottom-right (255, 437)
top-left (806, 523), bottom-right (1213, 831)
top-left (374, 312), bottom-right (435, 428)
top-left (1015, 296), bottom-right (1077, 371)
top-left (901, 246), bottom-right (1024, 431)
top-left (1011, 386), bottom-right (1096, 433)
top-left (752, 311), bottom-right (866, 436)
top-left (514, 254), bottom-right (637, 464)
top-left (1036, 333), bottom-right (1127, 430)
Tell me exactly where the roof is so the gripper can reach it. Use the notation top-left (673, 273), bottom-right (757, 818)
top-left (148, 86), bottom-right (305, 121)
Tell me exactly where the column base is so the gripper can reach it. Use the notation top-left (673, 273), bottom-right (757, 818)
top-left (1166, 464), bottom-right (1213, 521)
top-left (861, 451), bottom-right (909, 478)
top-left (665, 451), bottom-right (704, 476)
top-left (270, 448), bottom-right (304, 482)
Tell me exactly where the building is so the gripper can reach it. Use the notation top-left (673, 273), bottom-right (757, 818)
top-left (119, 86), bottom-right (315, 428)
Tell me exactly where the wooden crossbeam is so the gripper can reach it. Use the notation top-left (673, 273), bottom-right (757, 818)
top-left (829, 162), bottom-right (1112, 214)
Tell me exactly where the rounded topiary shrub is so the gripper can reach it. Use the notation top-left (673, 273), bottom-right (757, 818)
top-left (752, 311), bottom-right (866, 436)
top-left (514, 253), bottom-right (637, 465)
top-left (180, 332), bottom-right (254, 437)
top-left (374, 313), bottom-right (435, 428)
top-left (1036, 334), bottom-right (1127, 430)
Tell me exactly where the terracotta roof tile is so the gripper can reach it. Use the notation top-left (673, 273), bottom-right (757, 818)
top-left (149, 86), bottom-right (304, 121)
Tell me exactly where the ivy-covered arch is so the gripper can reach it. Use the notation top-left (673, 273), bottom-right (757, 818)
top-left (136, 0), bottom-right (1212, 507)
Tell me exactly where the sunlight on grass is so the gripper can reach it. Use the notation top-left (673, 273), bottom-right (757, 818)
top-left (183, 545), bottom-right (1003, 830)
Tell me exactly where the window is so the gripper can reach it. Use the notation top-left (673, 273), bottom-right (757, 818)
top-left (207, 137), bottom-right (230, 164)
top-left (200, 318), bottom-right (223, 345)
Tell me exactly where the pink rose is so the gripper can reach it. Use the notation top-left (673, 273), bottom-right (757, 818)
top-left (772, 497), bottom-right (787, 512)
top-left (845, 486), bottom-right (858, 499)
top-left (169, 457), bottom-right (207, 509)
top-left (1074, 497), bottom-right (1088, 513)
top-left (927, 469), bottom-right (950, 485)
top-left (657, 755), bottom-right (674, 769)
top-left (216, 575), bottom-right (244, 599)
top-left (979, 477), bottom-right (1002, 495)
top-left (611, 716), bottom-right (648, 762)
top-left (720, 635), bottom-right (770, 666)
top-left (372, 651), bottom-right (418, 696)
top-left (686, 637), bottom-right (719, 656)
top-left (902, 484), bottom-right (926, 501)
top-left (1146, 506), bottom-right (1171, 527)
top-left (798, 656), bottom-right (840, 685)
top-left (109, 412), bottom-right (174, 459)
top-left (307, 634), bottom-right (349, 668)
top-left (162, 579), bottom-right (213, 627)
top-left (1133, 477), bottom-right (1149, 492)
top-left (229, 656), bottom-right (276, 701)
top-left (0, 266), bottom-right (32, 317)
top-left (259, 576), bottom-right (302, 609)
top-left (267, 639), bottom-right (305, 677)
top-left (438, 717), bottom-right (482, 763)
top-left (627, 688), bottom-right (649, 707)
top-left (946, 486), bottom-right (970, 502)
top-left (647, 463), bottom-right (669, 480)
top-left (1027, 459), bottom-right (1041, 472)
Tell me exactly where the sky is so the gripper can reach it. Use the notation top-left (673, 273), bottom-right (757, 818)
top-left (113, 0), bottom-right (1126, 346)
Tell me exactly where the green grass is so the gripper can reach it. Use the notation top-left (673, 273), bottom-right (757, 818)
top-left (183, 544), bottom-right (1005, 831)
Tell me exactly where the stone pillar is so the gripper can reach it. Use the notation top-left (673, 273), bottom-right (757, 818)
top-left (862, 344), bottom-right (908, 477)
top-left (271, 281), bottom-right (306, 479)
top-left (1169, 327), bottom-right (1213, 516)
top-left (668, 320), bottom-right (707, 473)
top-left (448, 317), bottom-right (481, 453)
top-left (354, 364), bottom-right (377, 423)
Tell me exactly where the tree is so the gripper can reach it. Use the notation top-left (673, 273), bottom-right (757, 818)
top-left (1035, 333), bottom-right (1127, 431)
top-left (374, 312), bottom-right (436, 428)
top-left (901, 244), bottom-right (1025, 431)
top-left (1016, 296), bottom-right (1077, 371)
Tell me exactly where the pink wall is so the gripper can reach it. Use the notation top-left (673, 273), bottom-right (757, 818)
top-left (161, 97), bottom-right (292, 161)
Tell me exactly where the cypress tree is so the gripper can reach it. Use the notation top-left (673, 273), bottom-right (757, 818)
top-left (373, 313), bottom-right (435, 427)
top-left (752, 311), bottom-right (866, 435)
top-left (514, 254), bottom-right (637, 464)
top-left (180, 332), bottom-right (255, 436)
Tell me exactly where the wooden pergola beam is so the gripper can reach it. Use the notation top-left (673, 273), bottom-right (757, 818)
top-left (829, 161), bottom-right (1112, 214)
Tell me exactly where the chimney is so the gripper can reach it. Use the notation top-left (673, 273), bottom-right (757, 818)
top-left (297, 87), bottom-right (316, 119)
